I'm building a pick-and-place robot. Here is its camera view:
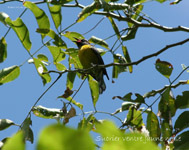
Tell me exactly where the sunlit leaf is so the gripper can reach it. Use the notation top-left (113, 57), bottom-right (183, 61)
top-left (66, 72), bottom-right (76, 89)
top-left (0, 37), bottom-right (7, 63)
top-left (47, 46), bottom-right (65, 63)
top-left (37, 124), bottom-right (95, 150)
top-left (58, 96), bottom-right (83, 110)
top-left (33, 58), bottom-right (51, 85)
top-left (24, 1), bottom-right (50, 38)
top-left (0, 119), bottom-right (15, 131)
top-left (66, 48), bottom-right (82, 69)
top-left (48, 4), bottom-right (62, 29)
top-left (122, 46), bottom-right (132, 73)
top-left (50, 0), bottom-right (74, 5)
top-left (5, 17), bottom-right (32, 51)
top-left (0, 12), bottom-right (9, 26)
top-left (128, 5), bottom-right (143, 27)
top-left (174, 131), bottom-right (189, 150)
top-left (155, 0), bottom-right (167, 3)
top-left (37, 54), bottom-right (49, 62)
top-left (21, 118), bottom-right (33, 143)
top-left (88, 36), bottom-right (109, 49)
top-left (47, 29), bottom-right (67, 48)
top-left (170, 0), bottom-right (182, 4)
top-left (161, 120), bottom-right (172, 140)
top-left (158, 88), bottom-right (176, 119)
top-left (95, 120), bottom-right (159, 150)
top-left (112, 53), bottom-right (127, 78)
top-left (77, 1), bottom-right (101, 22)
top-left (108, 17), bottom-right (120, 39)
top-left (88, 75), bottom-right (99, 107)
top-left (146, 111), bottom-right (161, 143)
top-left (113, 101), bottom-right (136, 114)
top-left (174, 111), bottom-right (189, 133)
top-left (32, 105), bottom-right (64, 119)
top-left (55, 63), bottom-right (66, 71)
top-left (2, 131), bottom-right (25, 150)
top-left (127, 106), bottom-right (143, 128)
top-left (175, 91), bottom-right (189, 109)
top-left (0, 65), bottom-right (20, 85)
top-left (63, 31), bottom-right (84, 42)
top-left (155, 59), bottom-right (173, 78)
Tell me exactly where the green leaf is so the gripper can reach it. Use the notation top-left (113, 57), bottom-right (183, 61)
top-left (37, 54), bottom-right (49, 62)
top-left (128, 5), bottom-right (143, 27)
top-left (48, 4), bottom-right (62, 29)
top-left (47, 29), bottom-right (67, 48)
top-left (0, 65), bottom-right (20, 85)
top-left (155, 0), bottom-right (167, 3)
top-left (47, 46), bottom-right (65, 62)
top-left (113, 101), bottom-right (136, 114)
top-left (146, 111), bottom-right (161, 142)
top-left (33, 58), bottom-right (51, 85)
top-left (37, 124), bottom-right (95, 150)
top-left (174, 131), bottom-right (189, 150)
top-left (158, 88), bottom-right (176, 119)
top-left (125, 0), bottom-right (147, 5)
top-left (127, 106), bottom-right (143, 128)
top-left (175, 91), bottom-right (189, 109)
top-left (2, 131), bottom-right (25, 150)
top-left (55, 63), bottom-right (66, 71)
top-left (95, 120), bottom-right (159, 150)
top-left (0, 119), bottom-right (15, 131)
top-left (112, 53), bottom-right (127, 78)
top-left (66, 48), bottom-right (82, 70)
top-left (161, 120), bottom-right (172, 140)
top-left (77, 1), bottom-right (101, 22)
top-left (24, 1), bottom-right (50, 37)
top-left (155, 59), bottom-right (173, 78)
top-left (78, 114), bottom-right (96, 131)
top-left (116, 92), bottom-right (145, 103)
top-left (5, 17), bottom-right (31, 51)
top-left (63, 31), bottom-right (84, 42)
top-left (88, 36), bottom-right (109, 49)
top-left (66, 72), bottom-right (76, 89)
top-left (122, 46), bottom-right (132, 73)
top-left (174, 111), bottom-right (189, 133)
top-left (21, 118), bottom-right (33, 143)
top-left (108, 17), bottom-right (120, 39)
top-left (32, 105), bottom-right (64, 119)
top-left (0, 37), bottom-right (7, 63)
top-left (88, 75), bottom-right (99, 107)
top-left (58, 96), bottom-right (83, 110)
top-left (170, 0), bottom-right (182, 5)
top-left (50, 0), bottom-right (74, 5)
top-left (0, 12), bottom-right (9, 26)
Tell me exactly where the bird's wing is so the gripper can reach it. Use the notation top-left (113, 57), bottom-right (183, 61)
top-left (91, 47), bottom-right (109, 80)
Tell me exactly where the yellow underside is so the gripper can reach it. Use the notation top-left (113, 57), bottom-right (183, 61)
top-left (78, 45), bottom-right (99, 69)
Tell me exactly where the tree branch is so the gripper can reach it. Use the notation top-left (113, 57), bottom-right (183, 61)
top-left (94, 11), bottom-right (189, 32)
top-left (45, 38), bottom-right (189, 75)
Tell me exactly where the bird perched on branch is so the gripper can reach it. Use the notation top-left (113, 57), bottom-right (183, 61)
top-left (74, 38), bottom-right (109, 94)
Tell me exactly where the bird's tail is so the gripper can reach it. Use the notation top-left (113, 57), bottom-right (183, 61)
top-left (99, 78), bottom-right (106, 94)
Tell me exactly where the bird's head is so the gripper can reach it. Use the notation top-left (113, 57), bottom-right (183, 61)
top-left (73, 38), bottom-right (90, 49)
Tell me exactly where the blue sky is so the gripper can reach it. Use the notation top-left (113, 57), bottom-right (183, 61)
top-left (0, 0), bottom-right (189, 149)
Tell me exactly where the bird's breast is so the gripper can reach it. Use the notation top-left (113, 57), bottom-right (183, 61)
top-left (78, 45), bottom-right (98, 69)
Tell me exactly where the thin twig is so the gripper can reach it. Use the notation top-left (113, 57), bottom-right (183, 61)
top-left (20, 74), bottom-right (62, 127)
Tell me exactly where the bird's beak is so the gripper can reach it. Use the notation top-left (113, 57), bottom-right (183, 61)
top-left (73, 37), bottom-right (79, 43)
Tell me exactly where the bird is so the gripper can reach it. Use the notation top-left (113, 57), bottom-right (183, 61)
top-left (74, 38), bottom-right (109, 94)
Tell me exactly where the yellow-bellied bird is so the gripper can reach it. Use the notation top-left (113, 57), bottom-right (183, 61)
top-left (74, 38), bottom-right (109, 94)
